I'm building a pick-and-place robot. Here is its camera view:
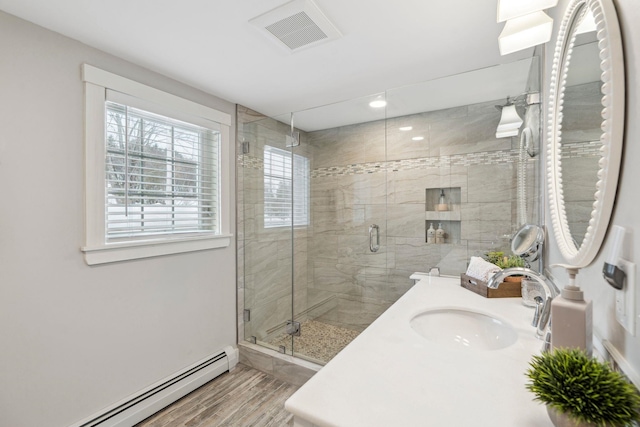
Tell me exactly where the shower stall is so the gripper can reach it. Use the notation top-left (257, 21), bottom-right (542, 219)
top-left (237, 55), bottom-right (542, 365)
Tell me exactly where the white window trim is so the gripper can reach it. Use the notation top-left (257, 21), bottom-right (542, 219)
top-left (81, 64), bottom-right (232, 265)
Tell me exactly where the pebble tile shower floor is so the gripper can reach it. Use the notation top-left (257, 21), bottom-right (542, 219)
top-left (267, 320), bottom-right (361, 363)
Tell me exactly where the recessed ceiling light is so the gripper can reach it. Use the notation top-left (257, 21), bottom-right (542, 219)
top-left (399, 126), bottom-right (413, 131)
top-left (369, 99), bottom-right (387, 108)
top-left (412, 136), bottom-right (424, 141)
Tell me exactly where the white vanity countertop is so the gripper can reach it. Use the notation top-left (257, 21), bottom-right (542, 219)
top-left (285, 275), bottom-right (554, 427)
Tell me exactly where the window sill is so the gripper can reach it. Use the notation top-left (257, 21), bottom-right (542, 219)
top-left (81, 234), bottom-right (232, 265)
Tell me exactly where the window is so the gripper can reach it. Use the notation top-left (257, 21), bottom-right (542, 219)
top-left (82, 65), bottom-right (231, 265)
top-left (264, 145), bottom-right (310, 228)
top-left (105, 102), bottom-right (218, 240)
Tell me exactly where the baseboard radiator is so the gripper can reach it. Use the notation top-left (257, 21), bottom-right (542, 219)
top-left (70, 346), bottom-right (239, 427)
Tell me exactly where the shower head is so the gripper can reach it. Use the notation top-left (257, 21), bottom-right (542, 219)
top-left (495, 92), bottom-right (540, 111)
top-left (496, 101), bottom-right (523, 138)
top-left (495, 96), bottom-right (516, 111)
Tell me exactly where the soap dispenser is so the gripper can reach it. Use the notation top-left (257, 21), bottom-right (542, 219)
top-left (427, 223), bottom-right (436, 244)
top-left (550, 265), bottom-right (593, 354)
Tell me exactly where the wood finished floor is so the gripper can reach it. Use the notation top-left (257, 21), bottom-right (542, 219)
top-left (135, 364), bottom-right (298, 427)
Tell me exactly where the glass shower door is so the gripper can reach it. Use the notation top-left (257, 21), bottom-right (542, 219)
top-left (238, 106), bottom-right (294, 354)
top-left (290, 94), bottom-right (389, 364)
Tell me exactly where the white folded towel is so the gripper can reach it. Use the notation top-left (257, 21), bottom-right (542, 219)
top-left (466, 256), bottom-right (502, 282)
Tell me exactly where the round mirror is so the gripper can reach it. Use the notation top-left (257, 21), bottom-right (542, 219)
top-left (511, 224), bottom-right (544, 262)
top-left (547, 0), bottom-right (625, 267)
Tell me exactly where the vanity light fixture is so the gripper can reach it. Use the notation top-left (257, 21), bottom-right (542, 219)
top-left (412, 136), bottom-right (425, 141)
top-left (497, 0), bottom-right (558, 55)
top-left (498, 11), bottom-right (553, 55)
top-left (399, 126), bottom-right (413, 131)
top-left (496, 101), bottom-right (523, 138)
top-left (497, 0), bottom-right (558, 22)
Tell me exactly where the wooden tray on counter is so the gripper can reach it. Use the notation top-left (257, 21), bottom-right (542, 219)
top-left (460, 273), bottom-right (522, 298)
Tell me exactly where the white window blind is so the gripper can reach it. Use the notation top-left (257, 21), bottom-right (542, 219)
top-left (264, 145), bottom-right (309, 228)
top-left (105, 101), bottom-right (220, 240)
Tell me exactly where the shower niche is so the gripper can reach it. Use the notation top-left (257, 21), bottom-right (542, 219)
top-left (425, 187), bottom-right (461, 244)
top-left (425, 187), bottom-right (461, 219)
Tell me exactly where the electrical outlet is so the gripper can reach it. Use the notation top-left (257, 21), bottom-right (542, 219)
top-left (615, 259), bottom-right (636, 336)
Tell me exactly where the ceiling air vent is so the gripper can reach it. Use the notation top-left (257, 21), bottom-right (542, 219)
top-left (249, 0), bottom-right (342, 52)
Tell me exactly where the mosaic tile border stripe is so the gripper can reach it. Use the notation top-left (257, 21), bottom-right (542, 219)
top-left (313, 150), bottom-right (522, 177)
top-left (560, 141), bottom-right (602, 158)
top-left (238, 144), bottom-right (600, 177)
top-left (239, 148), bottom-right (522, 177)
top-left (240, 155), bottom-right (264, 170)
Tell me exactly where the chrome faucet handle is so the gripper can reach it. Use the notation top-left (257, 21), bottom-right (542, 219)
top-left (531, 296), bottom-right (544, 327)
top-left (486, 267), bottom-right (559, 339)
top-left (429, 267), bottom-right (440, 277)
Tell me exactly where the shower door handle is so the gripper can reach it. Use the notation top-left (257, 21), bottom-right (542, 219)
top-left (369, 224), bottom-right (380, 253)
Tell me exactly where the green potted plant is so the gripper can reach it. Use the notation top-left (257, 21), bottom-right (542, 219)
top-left (485, 251), bottom-right (526, 282)
top-left (485, 251), bottom-right (526, 268)
top-left (526, 348), bottom-right (640, 427)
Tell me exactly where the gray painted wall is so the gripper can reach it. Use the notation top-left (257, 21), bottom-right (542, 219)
top-left (545, 0), bottom-right (640, 376)
top-left (0, 11), bottom-right (237, 427)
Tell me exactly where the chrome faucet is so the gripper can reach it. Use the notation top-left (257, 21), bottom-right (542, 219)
top-left (486, 267), bottom-right (560, 340)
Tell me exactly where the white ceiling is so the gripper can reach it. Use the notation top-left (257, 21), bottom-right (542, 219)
top-left (287, 57), bottom-right (534, 131)
top-left (0, 0), bottom-right (534, 124)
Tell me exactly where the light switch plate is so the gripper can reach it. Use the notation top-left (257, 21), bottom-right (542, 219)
top-left (615, 259), bottom-right (636, 336)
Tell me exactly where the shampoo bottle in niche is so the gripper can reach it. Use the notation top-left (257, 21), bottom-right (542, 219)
top-left (550, 265), bottom-right (592, 354)
top-left (427, 223), bottom-right (436, 244)
top-left (435, 223), bottom-right (445, 244)
top-left (436, 189), bottom-right (448, 211)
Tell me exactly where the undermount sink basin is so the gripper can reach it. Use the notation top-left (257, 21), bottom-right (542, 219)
top-left (410, 308), bottom-right (518, 351)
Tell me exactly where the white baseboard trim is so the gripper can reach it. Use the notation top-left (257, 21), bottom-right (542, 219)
top-left (70, 346), bottom-right (239, 427)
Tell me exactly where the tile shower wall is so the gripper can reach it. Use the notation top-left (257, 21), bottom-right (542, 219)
top-left (306, 99), bottom-right (540, 331)
top-left (237, 98), bottom-right (541, 340)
